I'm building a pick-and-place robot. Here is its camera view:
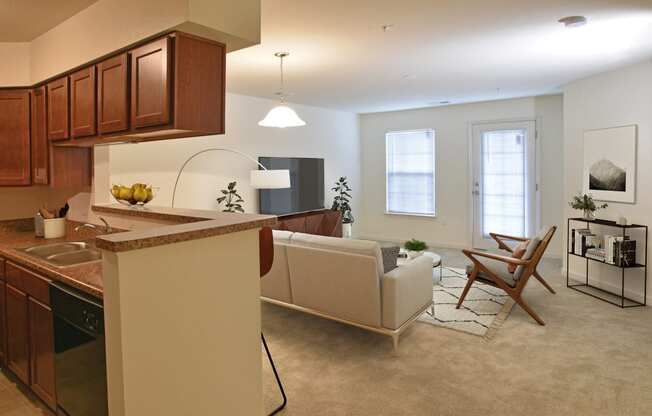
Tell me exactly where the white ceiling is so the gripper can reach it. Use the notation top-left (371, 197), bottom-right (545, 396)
top-left (226, 0), bottom-right (652, 114)
top-left (0, 0), bottom-right (98, 42)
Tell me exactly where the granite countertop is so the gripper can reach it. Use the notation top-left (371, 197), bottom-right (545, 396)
top-left (0, 220), bottom-right (104, 299)
top-left (0, 207), bottom-right (276, 298)
top-left (93, 204), bottom-right (277, 252)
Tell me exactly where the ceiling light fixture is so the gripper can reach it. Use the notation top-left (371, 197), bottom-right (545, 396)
top-left (258, 52), bottom-right (306, 128)
top-left (382, 24), bottom-right (394, 32)
top-left (558, 16), bottom-right (588, 28)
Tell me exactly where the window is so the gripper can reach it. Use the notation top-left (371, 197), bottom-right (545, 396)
top-left (385, 129), bottom-right (436, 216)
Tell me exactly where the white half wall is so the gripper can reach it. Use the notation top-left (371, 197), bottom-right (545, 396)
top-left (563, 59), bottom-right (652, 304)
top-left (107, 93), bottom-right (360, 220)
top-left (357, 95), bottom-right (564, 256)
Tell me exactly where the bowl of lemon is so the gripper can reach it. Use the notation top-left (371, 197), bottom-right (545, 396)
top-left (111, 183), bottom-right (155, 207)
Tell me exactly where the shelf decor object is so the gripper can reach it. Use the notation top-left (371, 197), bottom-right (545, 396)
top-left (583, 125), bottom-right (637, 203)
top-left (171, 148), bottom-right (291, 208)
top-left (258, 52), bottom-right (306, 128)
top-left (566, 217), bottom-right (648, 308)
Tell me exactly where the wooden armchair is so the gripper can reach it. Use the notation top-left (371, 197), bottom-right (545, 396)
top-left (457, 226), bottom-right (557, 325)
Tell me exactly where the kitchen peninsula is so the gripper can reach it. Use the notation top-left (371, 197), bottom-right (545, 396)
top-left (0, 206), bottom-right (276, 415)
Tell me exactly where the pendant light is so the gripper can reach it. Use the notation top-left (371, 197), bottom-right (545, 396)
top-left (258, 52), bottom-right (306, 128)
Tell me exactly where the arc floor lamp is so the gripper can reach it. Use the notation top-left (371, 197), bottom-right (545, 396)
top-left (170, 147), bottom-right (290, 208)
top-left (170, 147), bottom-right (289, 415)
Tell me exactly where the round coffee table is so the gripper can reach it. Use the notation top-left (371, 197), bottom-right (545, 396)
top-left (397, 250), bottom-right (443, 282)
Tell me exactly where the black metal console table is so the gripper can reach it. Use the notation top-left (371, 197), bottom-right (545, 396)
top-left (566, 218), bottom-right (648, 308)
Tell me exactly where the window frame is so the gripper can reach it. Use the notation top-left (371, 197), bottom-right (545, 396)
top-left (384, 128), bottom-right (437, 218)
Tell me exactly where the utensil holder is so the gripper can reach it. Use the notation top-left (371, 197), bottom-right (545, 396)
top-left (43, 218), bottom-right (66, 239)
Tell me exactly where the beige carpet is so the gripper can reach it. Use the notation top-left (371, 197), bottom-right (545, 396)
top-left (418, 267), bottom-right (515, 337)
top-left (261, 256), bottom-right (652, 416)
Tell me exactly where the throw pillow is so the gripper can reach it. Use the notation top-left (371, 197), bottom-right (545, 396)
top-left (380, 245), bottom-right (400, 273)
top-left (507, 240), bottom-right (529, 274)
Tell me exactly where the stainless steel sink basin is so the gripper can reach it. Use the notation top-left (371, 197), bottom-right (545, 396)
top-left (45, 249), bottom-right (102, 267)
top-left (20, 242), bottom-right (102, 268)
top-left (22, 242), bottom-right (93, 258)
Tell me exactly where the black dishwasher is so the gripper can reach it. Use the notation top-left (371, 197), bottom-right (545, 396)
top-left (50, 282), bottom-right (108, 416)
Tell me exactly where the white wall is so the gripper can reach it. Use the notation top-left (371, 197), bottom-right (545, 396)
top-left (107, 93), bottom-right (360, 219)
top-left (357, 95), bottom-right (564, 256)
top-left (0, 43), bottom-right (30, 86)
top-left (563, 59), bottom-right (652, 303)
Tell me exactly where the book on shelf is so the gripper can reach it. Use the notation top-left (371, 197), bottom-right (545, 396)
top-left (614, 239), bottom-right (636, 267)
top-left (572, 228), bottom-right (596, 256)
top-left (585, 248), bottom-right (606, 262)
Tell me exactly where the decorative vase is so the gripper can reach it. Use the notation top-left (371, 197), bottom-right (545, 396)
top-left (342, 223), bottom-right (352, 239)
top-left (583, 210), bottom-right (594, 220)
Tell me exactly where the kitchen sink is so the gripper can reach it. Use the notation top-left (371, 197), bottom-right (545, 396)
top-left (22, 242), bottom-right (93, 258)
top-left (20, 242), bottom-right (102, 268)
top-left (44, 249), bottom-right (102, 267)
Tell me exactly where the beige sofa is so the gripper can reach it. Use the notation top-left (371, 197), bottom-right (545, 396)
top-left (261, 231), bottom-right (434, 349)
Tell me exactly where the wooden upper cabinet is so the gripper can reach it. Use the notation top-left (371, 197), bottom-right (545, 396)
top-left (0, 90), bottom-right (31, 186)
top-left (131, 37), bottom-right (171, 129)
top-left (98, 53), bottom-right (129, 134)
top-left (174, 33), bottom-right (226, 135)
top-left (47, 77), bottom-right (69, 141)
top-left (31, 87), bottom-right (49, 185)
top-left (71, 66), bottom-right (97, 138)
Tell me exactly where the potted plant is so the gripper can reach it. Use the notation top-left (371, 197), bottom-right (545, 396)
top-left (331, 177), bottom-right (354, 238)
top-left (404, 239), bottom-right (427, 259)
top-left (217, 181), bottom-right (245, 213)
top-left (569, 193), bottom-right (607, 220)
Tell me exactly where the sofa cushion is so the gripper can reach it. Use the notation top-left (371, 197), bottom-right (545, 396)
top-left (380, 245), bottom-right (400, 273)
top-left (289, 233), bottom-right (384, 278)
top-left (286, 245), bottom-right (382, 327)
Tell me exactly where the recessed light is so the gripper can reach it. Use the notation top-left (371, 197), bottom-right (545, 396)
top-left (558, 16), bottom-right (587, 28)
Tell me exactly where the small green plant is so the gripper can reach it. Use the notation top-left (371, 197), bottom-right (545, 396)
top-left (217, 181), bottom-right (245, 213)
top-left (331, 177), bottom-right (354, 224)
top-left (404, 239), bottom-right (427, 252)
top-left (569, 193), bottom-right (607, 219)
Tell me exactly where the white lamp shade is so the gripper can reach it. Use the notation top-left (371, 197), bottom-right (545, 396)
top-left (250, 169), bottom-right (291, 189)
top-left (258, 105), bottom-right (306, 128)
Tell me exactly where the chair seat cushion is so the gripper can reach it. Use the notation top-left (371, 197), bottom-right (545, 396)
top-left (466, 257), bottom-right (517, 287)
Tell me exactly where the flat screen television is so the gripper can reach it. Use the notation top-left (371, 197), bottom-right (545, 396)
top-left (258, 157), bottom-right (324, 215)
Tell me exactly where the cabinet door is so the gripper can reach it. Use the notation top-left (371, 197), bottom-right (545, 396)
top-left (31, 87), bottom-right (49, 184)
top-left (29, 297), bottom-right (57, 410)
top-left (0, 281), bottom-right (6, 367)
top-left (130, 37), bottom-right (171, 129)
top-left (47, 77), bottom-right (69, 141)
top-left (98, 53), bottom-right (129, 134)
top-left (6, 284), bottom-right (30, 384)
top-left (71, 67), bottom-right (97, 138)
top-left (0, 90), bottom-right (30, 186)
top-left (49, 147), bottom-right (92, 188)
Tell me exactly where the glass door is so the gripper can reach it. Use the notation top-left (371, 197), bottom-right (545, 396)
top-left (472, 121), bottom-right (536, 249)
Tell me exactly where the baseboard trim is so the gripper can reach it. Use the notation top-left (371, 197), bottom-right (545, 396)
top-left (562, 268), bottom-right (650, 305)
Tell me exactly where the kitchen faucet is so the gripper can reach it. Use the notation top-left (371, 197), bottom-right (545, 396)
top-left (74, 217), bottom-right (113, 234)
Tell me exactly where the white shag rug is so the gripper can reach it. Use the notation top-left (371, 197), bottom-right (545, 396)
top-left (418, 267), bottom-right (515, 338)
